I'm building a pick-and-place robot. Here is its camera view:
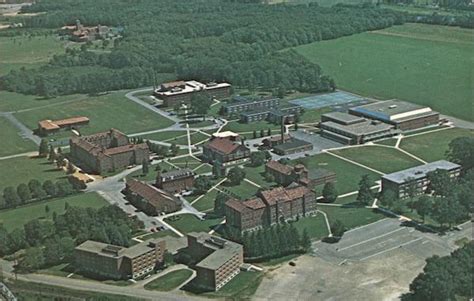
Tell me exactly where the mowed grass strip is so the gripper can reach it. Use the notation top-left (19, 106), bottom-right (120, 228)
top-left (0, 116), bottom-right (36, 156)
top-left (295, 23), bottom-right (474, 121)
top-left (144, 269), bottom-right (193, 291)
top-left (164, 214), bottom-right (223, 234)
top-left (192, 190), bottom-right (218, 212)
top-left (330, 145), bottom-right (422, 174)
top-left (322, 206), bottom-right (385, 230)
top-left (291, 213), bottom-right (329, 240)
top-left (0, 192), bottom-right (108, 231)
top-left (400, 128), bottom-right (474, 162)
top-left (0, 156), bottom-right (65, 192)
top-left (14, 91), bottom-right (174, 136)
top-left (294, 153), bottom-right (380, 194)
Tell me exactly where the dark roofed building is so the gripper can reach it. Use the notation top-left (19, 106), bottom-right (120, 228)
top-left (272, 138), bottom-right (313, 155)
top-left (125, 179), bottom-right (182, 215)
top-left (203, 137), bottom-right (250, 175)
top-left (265, 160), bottom-right (336, 187)
top-left (155, 168), bottom-right (195, 193)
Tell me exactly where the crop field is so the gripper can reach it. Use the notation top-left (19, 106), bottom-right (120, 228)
top-left (400, 128), bottom-right (474, 162)
top-left (0, 116), bottom-right (36, 156)
top-left (14, 91), bottom-right (174, 136)
top-left (295, 23), bottom-right (474, 121)
top-left (330, 145), bottom-right (423, 174)
top-left (0, 35), bottom-right (65, 76)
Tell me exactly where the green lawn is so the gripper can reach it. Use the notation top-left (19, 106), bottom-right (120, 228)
top-left (294, 153), bottom-right (380, 194)
top-left (220, 180), bottom-right (260, 200)
top-left (291, 213), bottom-right (329, 239)
top-left (0, 90), bottom-right (86, 113)
top-left (0, 116), bottom-right (36, 156)
top-left (322, 207), bottom-right (385, 230)
top-left (222, 120), bottom-right (280, 133)
top-left (193, 163), bottom-right (212, 175)
top-left (141, 131), bottom-right (188, 142)
top-left (243, 165), bottom-right (276, 188)
top-left (14, 91), bottom-right (174, 136)
top-left (0, 192), bottom-right (108, 231)
top-left (137, 230), bottom-right (178, 240)
top-left (0, 156), bottom-right (65, 192)
top-left (331, 145), bottom-right (422, 174)
top-left (192, 190), bottom-right (219, 212)
top-left (375, 138), bottom-right (398, 147)
top-left (144, 269), bottom-right (193, 291)
top-left (294, 23), bottom-right (474, 121)
top-left (0, 35), bottom-right (65, 76)
top-left (400, 128), bottom-right (474, 162)
top-left (169, 156), bottom-right (202, 167)
top-left (164, 214), bottom-right (223, 234)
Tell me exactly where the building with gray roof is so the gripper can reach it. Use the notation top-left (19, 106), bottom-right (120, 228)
top-left (381, 160), bottom-right (461, 198)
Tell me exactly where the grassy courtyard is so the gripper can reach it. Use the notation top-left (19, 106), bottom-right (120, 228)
top-left (0, 116), bottom-right (36, 156)
top-left (164, 214), bottom-right (223, 234)
top-left (144, 269), bottom-right (193, 291)
top-left (322, 206), bottom-right (385, 230)
top-left (330, 145), bottom-right (423, 174)
top-left (400, 128), bottom-right (474, 162)
top-left (291, 213), bottom-right (329, 239)
top-left (0, 192), bottom-right (108, 231)
top-left (294, 23), bottom-right (474, 121)
top-left (192, 190), bottom-right (219, 212)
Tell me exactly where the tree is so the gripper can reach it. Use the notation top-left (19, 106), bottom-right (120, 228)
top-left (170, 143), bottom-right (179, 156)
top-left (48, 145), bottom-right (56, 162)
top-left (66, 162), bottom-right (76, 174)
top-left (379, 189), bottom-right (397, 208)
top-left (214, 192), bottom-right (229, 217)
top-left (17, 184), bottom-right (32, 203)
top-left (260, 129), bottom-right (265, 138)
top-left (356, 175), bottom-right (373, 205)
top-left (446, 136), bottom-right (474, 171)
top-left (252, 130), bottom-right (257, 139)
top-left (38, 139), bottom-right (49, 157)
top-left (42, 180), bottom-right (56, 196)
top-left (3, 186), bottom-right (20, 208)
top-left (330, 219), bottom-right (346, 237)
top-left (212, 161), bottom-right (222, 178)
top-left (45, 205), bottom-right (50, 216)
top-left (415, 195), bottom-right (432, 222)
top-left (300, 228), bottom-right (311, 251)
top-left (427, 169), bottom-right (453, 197)
top-left (267, 128), bottom-right (272, 136)
top-left (142, 158), bottom-right (149, 175)
top-left (322, 182), bottom-right (338, 203)
top-left (250, 151), bottom-right (266, 167)
top-left (18, 247), bottom-right (45, 272)
top-left (227, 167), bottom-right (245, 186)
top-left (191, 92), bottom-right (213, 120)
top-left (194, 176), bottom-right (212, 194)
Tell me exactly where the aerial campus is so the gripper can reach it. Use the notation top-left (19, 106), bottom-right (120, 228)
top-left (0, 1), bottom-right (472, 301)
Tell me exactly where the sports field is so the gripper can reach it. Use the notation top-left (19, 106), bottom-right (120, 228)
top-left (295, 23), bottom-right (474, 121)
top-left (0, 116), bottom-right (36, 156)
top-left (400, 128), bottom-right (474, 162)
top-left (14, 91), bottom-right (174, 136)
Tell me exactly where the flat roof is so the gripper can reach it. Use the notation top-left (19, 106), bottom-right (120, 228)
top-left (322, 112), bottom-right (366, 124)
top-left (321, 120), bottom-right (393, 136)
top-left (188, 232), bottom-right (242, 270)
top-left (350, 100), bottom-right (435, 122)
top-left (382, 160), bottom-right (461, 184)
top-left (273, 138), bottom-right (312, 151)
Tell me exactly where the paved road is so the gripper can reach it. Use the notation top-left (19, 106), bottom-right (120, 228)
top-left (0, 112), bottom-right (40, 145)
top-left (0, 151), bottom-right (37, 161)
top-left (125, 88), bottom-right (181, 123)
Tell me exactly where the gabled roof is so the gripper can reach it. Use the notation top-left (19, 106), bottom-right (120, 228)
top-left (205, 138), bottom-right (247, 155)
top-left (266, 160), bottom-right (293, 176)
top-left (160, 168), bottom-right (195, 182)
top-left (126, 179), bottom-right (181, 208)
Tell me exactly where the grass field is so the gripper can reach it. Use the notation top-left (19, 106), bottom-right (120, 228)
top-left (0, 90), bottom-right (86, 112)
top-left (294, 153), bottom-right (380, 194)
top-left (0, 116), bottom-right (36, 156)
top-left (331, 146), bottom-right (422, 174)
top-left (192, 190), bottom-right (219, 212)
top-left (0, 192), bottom-right (108, 231)
top-left (400, 128), bottom-right (474, 162)
top-left (221, 180), bottom-right (260, 200)
top-left (141, 131), bottom-right (187, 142)
top-left (0, 35), bottom-right (65, 76)
top-left (0, 156), bottom-right (65, 192)
top-left (295, 23), bottom-right (474, 121)
top-left (322, 207), bottom-right (385, 230)
top-left (242, 165), bottom-right (276, 188)
top-left (291, 213), bottom-right (329, 239)
top-left (14, 91), bottom-right (174, 136)
top-left (144, 269), bottom-right (193, 291)
top-left (164, 214), bottom-right (223, 234)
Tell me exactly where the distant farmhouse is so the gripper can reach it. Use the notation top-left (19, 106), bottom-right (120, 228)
top-left (265, 160), bottom-right (336, 187)
top-left (202, 134), bottom-right (250, 175)
top-left (37, 116), bottom-right (89, 136)
top-left (225, 184), bottom-right (316, 233)
top-left (223, 96), bottom-right (303, 124)
top-left (70, 128), bottom-right (149, 174)
top-left (381, 160), bottom-right (461, 198)
top-left (186, 232), bottom-right (243, 291)
top-left (155, 168), bottom-right (195, 193)
top-left (61, 19), bottom-right (111, 42)
top-left (75, 239), bottom-right (166, 280)
top-left (153, 80), bottom-right (231, 107)
top-left (124, 178), bottom-right (182, 216)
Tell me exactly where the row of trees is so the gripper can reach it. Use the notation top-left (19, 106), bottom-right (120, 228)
top-left (0, 204), bottom-right (143, 271)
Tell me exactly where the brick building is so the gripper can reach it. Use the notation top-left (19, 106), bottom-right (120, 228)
top-left (153, 80), bottom-right (231, 107)
top-left (155, 168), bottom-right (195, 193)
top-left (187, 232), bottom-right (243, 291)
top-left (381, 160), bottom-right (461, 198)
top-left (203, 136), bottom-right (250, 175)
top-left (225, 185), bottom-right (316, 233)
top-left (70, 129), bottom-right (149, 174)
top-left (74, 239), bottom-right (166, 280)
top-left (124, 178), bottom-right (182, 216)
top-left (37, 116), bottom-right (89, 136)
top-left (265, 160), bottom-right (336, 187)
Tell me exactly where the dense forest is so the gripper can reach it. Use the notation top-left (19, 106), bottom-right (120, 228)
top-left (0, 0), bottom-right (407, 96)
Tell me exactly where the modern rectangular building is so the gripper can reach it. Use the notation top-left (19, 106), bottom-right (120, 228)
top-left (153, 80), bottom-right (231, 107)
top-left (239, 103), bottom-right (302, 124)
top-left (187, 232), bottom-right (244, 291)
top-left (320, 118), bottom-right (396, 145)
top-left (381, 160), bottom-right (461, 198)
top-left (272, 138), bottom-right (313, 155)
top-left (223, 97), bottom-right (280, 115)
top-left (75, 239), bottom-right (166, 280)
top-left (124, 178), bottom-right (182, 216)
top-left (349, 100), bottom-right (439, 131)
top-left (225, 185), bottom-right (316, 233)
top-left (155, 168), bottom-right (195, 193)
top-left (70, 129), bottom-right (149, 174)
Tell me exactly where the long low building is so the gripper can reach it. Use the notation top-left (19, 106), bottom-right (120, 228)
top-left (272, 138), bottom-right (314, 155)
top-left (37, 116), bottom-right (90, 136)
top-left (187, 232), bottom-right (244, 291)
top-left (320, 118), bottom-right (396, 145)
top-left (381, 160), bottom-right (461, 198)
top-left (75, 239), bottom-right (166, 280)
top-left (349, 100), bottom-right (439, 131)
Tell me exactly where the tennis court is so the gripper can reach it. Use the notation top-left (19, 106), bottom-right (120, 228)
top-left (289, 91), bottom-right (366, 109)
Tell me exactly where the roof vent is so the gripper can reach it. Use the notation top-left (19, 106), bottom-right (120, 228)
top-left (389, 105), bottom-right (397, 109)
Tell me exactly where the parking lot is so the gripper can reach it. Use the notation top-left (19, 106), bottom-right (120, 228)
top-left (254, 219), bottom-right (472, 301)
